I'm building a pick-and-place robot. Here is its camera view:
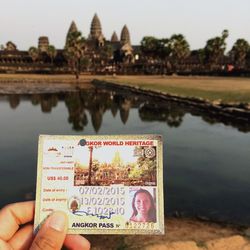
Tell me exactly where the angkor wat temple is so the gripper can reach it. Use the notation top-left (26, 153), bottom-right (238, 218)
top-left (0, 14), bottom-right (139, 74)
top-left (0, 14), bottom-right (249, 75)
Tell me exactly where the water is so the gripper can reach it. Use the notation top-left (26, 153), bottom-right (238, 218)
top-left (0, 86), bottom-right (250, 225)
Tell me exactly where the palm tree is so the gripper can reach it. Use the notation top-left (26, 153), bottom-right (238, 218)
top-left (229, 39), bottom-right (249, 69)
top-left (169, 34), bottom-right (190, 62)
top-left (47, 45), bottom-right (57, 64)
top-left (28, 47), bottom-right (39, 63)
top-left (141, 35), bottom-right (190, 73)
top-left (204, 29), bottom-right (229, 69)
top-left (168, 34), bottom-right (190, 71)
top-left (64, 31), bottom-right (86, 79)
top-left (141, 36), bottom-right (168, 73)
top-left (141, 36), bottom-right (160, 56)
top-left (158, 38), bottom-right (171, 58)
top-left (157, 38), bottom-right (171, 74)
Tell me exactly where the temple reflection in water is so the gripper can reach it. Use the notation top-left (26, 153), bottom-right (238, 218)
top-left (2, 86), bottom-right (250, 133)
top-left (1, 85), bottom-right (250, 228)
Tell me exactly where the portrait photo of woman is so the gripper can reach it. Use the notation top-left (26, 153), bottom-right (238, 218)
top-left (130, 188), bottom-right (156, 223)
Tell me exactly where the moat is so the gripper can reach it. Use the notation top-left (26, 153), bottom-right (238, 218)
top-left (0, 83), bottom-right (250, 226)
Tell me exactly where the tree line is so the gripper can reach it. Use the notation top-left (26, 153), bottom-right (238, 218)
top-left (26, 29), bottom-right (250, 78)
top-left (141, 30), bottom-right (250, 70)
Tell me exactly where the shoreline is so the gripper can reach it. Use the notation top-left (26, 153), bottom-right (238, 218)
top-left (0, 74), bottom-right (249, 129)
top-left (96, 75), bottom-right (250, 103)
top-left (87, 216), bottom-right (250, 249)
top-left (92, 79), bottom-right (250, 123)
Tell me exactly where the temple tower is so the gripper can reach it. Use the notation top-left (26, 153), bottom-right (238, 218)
top-left (89, 13), bottom-right (103, 40)
top-left (67, 21), bottom-right (78, 35)
top-left (120, 25), bottom-right (131, 45)
top-left (38, 36), bottom-right (49, 52)
top-left (111, 31), bottom-right (119, 42)
top-left (65, 21), bottom-right (78, 46)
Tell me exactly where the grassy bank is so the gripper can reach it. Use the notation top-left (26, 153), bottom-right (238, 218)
top-left (0, 74), bottom-right (250, 103)
top-left (99, 75), bottom-right (250, 104)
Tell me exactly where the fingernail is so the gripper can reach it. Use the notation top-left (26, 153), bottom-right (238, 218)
top-left (48, 212), bottom-right (67, 232)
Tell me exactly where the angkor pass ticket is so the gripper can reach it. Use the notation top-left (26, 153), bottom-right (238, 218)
top-left (34, 135), bottom-right (164, 235)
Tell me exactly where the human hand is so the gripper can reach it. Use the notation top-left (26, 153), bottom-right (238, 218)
top-left (0, 201), bottom-right (90, 250)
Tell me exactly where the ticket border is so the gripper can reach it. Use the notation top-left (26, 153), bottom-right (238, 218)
top-left (34, 134), bottom-right (165, 235)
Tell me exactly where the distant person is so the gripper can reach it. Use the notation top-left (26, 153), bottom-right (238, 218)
top-left (130, 189), bottom-right (156, 223)
top-left (0, 201), bottom-right (90, 250)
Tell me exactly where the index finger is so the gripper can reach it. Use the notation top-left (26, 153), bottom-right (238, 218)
top-left (0, 201), bottom-right (35, 241)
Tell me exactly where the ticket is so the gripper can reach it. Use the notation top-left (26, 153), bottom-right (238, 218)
top-left (34, 135), bottom-right (164, 234)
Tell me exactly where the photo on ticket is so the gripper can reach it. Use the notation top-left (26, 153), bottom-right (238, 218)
top-left (34, 135), bottom-right (164, 235)
top-left (74, 143), bottom-right (157, 186)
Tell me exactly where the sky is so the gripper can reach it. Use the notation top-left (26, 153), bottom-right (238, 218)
top-left (0, 0), bottom-right (249, 51)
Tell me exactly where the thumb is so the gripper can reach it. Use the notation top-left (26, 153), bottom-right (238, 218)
top-left (30, 211), bottom-right (68, 250)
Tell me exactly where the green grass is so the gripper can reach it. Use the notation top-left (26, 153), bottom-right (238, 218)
top-left (104, 79), bottom-right (250, 103)
top-left (136, 83), bottom-right (250, 103)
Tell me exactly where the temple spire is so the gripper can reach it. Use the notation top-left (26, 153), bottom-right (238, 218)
top-left (68, 21), bottom-right (78, 34)
top-left (111, 31), bottom-right (119, 42)
top-left (120, 25), bottom-right (131, 45)
top-left (89, 13), bottom-right (103, 40)
top-left (65, 21), bottom-right (78, 46)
